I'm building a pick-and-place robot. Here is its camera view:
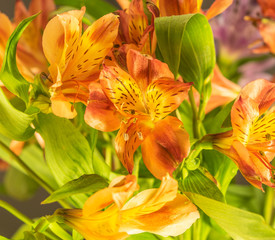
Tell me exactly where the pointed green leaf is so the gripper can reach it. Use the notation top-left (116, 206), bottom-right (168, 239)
top-left (0, 13), bottom-right (39, 103)
top-left (0, 88), bottom-right (35, 140)
top-left (180, 169), bottom-right (225, 202)
top-left (155, 14), bottom-right (215, 93)
top-left (43, 174), bottom-right (108, 204)
top-left (35, 113), bottom-right (94, 187)
top-left (186, 193), bottom-right (275, 240)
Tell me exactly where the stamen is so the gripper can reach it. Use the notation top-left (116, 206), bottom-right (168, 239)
top-left (137, 132), bottom-right (143, 141)
top-left (124, 133), bottom-right (129, 141)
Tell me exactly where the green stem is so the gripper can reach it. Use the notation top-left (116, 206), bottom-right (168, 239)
top-left (0, 140), bottom-right (71, 209)
top-left (0, 199), bottom-right (33, 225)
top-left (188, 87), bottom-right (200, 139)
top-left (0, 200), bottom-right (60, 240)
top-left (264, 187), bottom-right (275, 225)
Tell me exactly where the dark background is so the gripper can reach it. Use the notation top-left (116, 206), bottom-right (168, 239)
top-left (0, 0), bottom-right (214, 238)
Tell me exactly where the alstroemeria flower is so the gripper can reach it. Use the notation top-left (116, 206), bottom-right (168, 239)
top-left (42, 8), bottom-right (119, 118)
top-left (114, 0), bottom-right (157, 65)
top-left (0, 0), bottom-right (54, 81)
top-left (155, 0), bottom-right (233, 20)
top-left (210, 79), bottom-right (275, 189)
top-left (85, 49), bottom-right (191, 179)
top-left (56, 174), bottom-right (199, 240)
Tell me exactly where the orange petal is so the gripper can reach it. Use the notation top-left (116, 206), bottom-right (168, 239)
top-left (83, 175), bottom-right (138, 216)
top-left (84, 82), bottom-right (122, 132)
top-left (51, 93), bottom-right (77, 119)
top-left (146, 80), bottom-right (192, 120)
top-left (42, 8), bottom-right (84, 74)
top-left (258, 20), bottom-right (275, 54)
top-left (205, 0), bottom-right (233, 20)
top-left (128, 0), bottom-right (149, 50)
top-left (231, 141), bottom-right (275, 189)
top-left (14, 0), bottom-right (29, 25)
top-left (121, 175), bottom-right (199, 236)
top-left (141, 116), bottom-right (190, 179)
top-left (239, 79), bottom-right (275, 114)
top-left (62, 13), bottom-right (119, 82)
top-left (115, 117), bottom-right (152, 173)
top-left (100, 65), bottom-right (146, 116)
top-left (158, 0), bottom-right (197, 16)
top-left (126, 49), bottom-right (174, 92)
top-left (116, 0), bottom-right (131, 9)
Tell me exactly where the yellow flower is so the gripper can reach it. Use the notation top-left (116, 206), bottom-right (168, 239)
top-left (56, 175), bottom-right (199, 240)
top-left (42, 7), bottom-right (119, 118)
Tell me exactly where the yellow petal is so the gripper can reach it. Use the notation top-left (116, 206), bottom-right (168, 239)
top-left (121, 175), bottom-right (199, 236)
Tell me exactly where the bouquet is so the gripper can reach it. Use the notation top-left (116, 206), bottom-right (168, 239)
top-left (0, 0), bottom-right (275, 239)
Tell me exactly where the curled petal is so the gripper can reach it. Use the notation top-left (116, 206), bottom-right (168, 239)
top-left (84, 82), bottom-right (122, 132)
top-left (83, 175), bottom-right (138, 216)
top-left (141, 116), bottom-right (190, 179)
top-left (240, 79), bottom-right (275, 113)
top-left (121, 175), bottom-right (199, 236)
top-left (257, 0), bottom-right (275, 18)
top-left (126, 49), bottom-right (174, 92)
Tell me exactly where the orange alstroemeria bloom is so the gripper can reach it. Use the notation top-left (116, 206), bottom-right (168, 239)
top-left (0, 0), bottom-right (54, 82)
top-left (210, 79), bottom-right (275, 189)
top-left (114, 0), bottom-right (157, 64)
top-left (85, 49), bottom-right (191, 179)
top-left (42, 7), bottom-right (119, 118)
top-left (155, 0), bottom-right (233, 20)
top-left (56, 175), bottom-right (199, 240)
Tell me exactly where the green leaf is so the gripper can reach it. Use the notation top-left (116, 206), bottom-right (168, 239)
top-left (54, 0), bottom-right (116, 19)
top-left (204, 101), bottom-right (234, 134)
top-left (43, 174), bottom-right (108, 204)
top-left (155, 14), bottom-right (215, 92)
top-left (4, 167), bottom-right (39, 201)
top-left (0, 88), bottom-right (35, 141)
top-left (177, 100), bottom-right (193, 139)
top-left (0, 14), bottom-right (39, 103)
top-left (202, 150), bottom-right (238, 194)
top-left (35, 113), bottom-right (94, 186)
top-left (180, 169), bottom-right (225, 202)
top-left (126, 233), bottom-right (160, 240)
top-left (186, 193), bottom-right (275, 240)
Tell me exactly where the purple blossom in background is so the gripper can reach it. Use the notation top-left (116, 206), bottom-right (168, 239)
top-left (210, 0), bottom-right (275, 85)
top-left (210, 0), bottom-right (261, 59)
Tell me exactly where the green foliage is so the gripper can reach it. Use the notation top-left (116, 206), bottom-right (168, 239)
top-left (179, 169), bottom-right (225, 202)
top-left (187, 193), bottom-right (275, 240)
top-left (0, 14), bottom-right (39, 103)
top-left (4, 167), bottom-right (39, 201)
top-left (35, 113), bottom-right (93, 186)
top-left (43, 174), bottom-right (108, 204)
top-left (155, 14), bottom-right (215, 93)
top-left (202, 150), bottom-right (238, 195)
top-left (0, 89), bottom-right (35, 141)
